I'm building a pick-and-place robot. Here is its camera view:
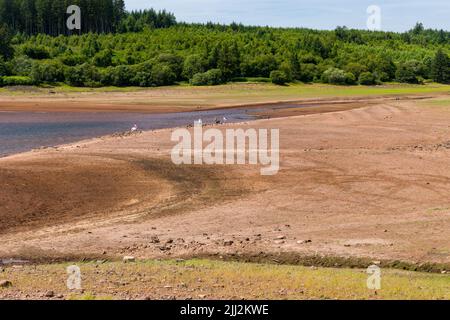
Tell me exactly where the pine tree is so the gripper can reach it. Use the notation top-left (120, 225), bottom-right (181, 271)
top-left (0, 23), bottom-right (13, 59)
top-left (432, 49), bottom-right (450, 83)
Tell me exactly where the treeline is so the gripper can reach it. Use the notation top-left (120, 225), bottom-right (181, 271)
top-left (0, 0), bottom-right (176, 35)
top-left (0, 19), bottom-right (449, 88)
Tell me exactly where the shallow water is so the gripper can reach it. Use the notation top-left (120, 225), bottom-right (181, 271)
top-left (0, 105), bottom-right (291, 157)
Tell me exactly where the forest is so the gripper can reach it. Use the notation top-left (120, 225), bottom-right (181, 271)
top-left (0, 0), bottom-right (449, 88)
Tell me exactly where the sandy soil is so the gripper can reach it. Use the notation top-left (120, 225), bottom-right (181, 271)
top-left (0, 95), bottom-right (449, 268)
top-left (0, 84), bottom-right (438, 113)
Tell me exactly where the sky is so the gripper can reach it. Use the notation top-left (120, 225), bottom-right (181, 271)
top-left (125, 0), bottom-right (450, 32)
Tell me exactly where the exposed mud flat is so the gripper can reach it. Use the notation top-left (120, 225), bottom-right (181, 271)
top-left (0, 96), bottom-right (449, 270)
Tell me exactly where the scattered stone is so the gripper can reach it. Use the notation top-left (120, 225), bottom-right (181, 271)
top-left (274, 240), bottom-right (285, 245)
top-left (166, 239), bottom-right (174, 244)
top-left (0, 280), bottom-right (12, 288)
top-left (297, 240), bottom-right (312, 244)
top-left (272, 259), bottom-right (281, 264)
top-left (198, 294), bottom-right (207, 299)
top-left (123, 256), bottom-right (136, 263)
top-left (441, 270), bottom-right (447, 274)
top-left (223, 240), bottom-right (234, 246)
top-left (150, 236), bottom-right (160, 244)
top-left (275, 235), bottom-right (286, 240)
top-left (45, 291), bottom-right (55, 298)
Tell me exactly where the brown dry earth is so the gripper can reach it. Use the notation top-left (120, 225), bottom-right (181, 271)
top-left (0, 97), bottom-right (449, 267)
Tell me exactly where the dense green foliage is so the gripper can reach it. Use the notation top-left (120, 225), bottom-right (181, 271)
top-left (0, 0), bottom-right (176, 35)
top-left (0, 4), bottom-right (449, 88)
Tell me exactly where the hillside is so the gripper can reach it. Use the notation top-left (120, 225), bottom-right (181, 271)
top-left (0, 2), bottom-right (449, 88)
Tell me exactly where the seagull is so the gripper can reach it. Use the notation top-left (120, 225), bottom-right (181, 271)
top-left (131, 124), bottom-right (138, 132)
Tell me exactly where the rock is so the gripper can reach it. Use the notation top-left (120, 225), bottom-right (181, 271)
top-left (45, 291), bottom-right (55, 298)
top-left (297, 240), bottom-right (312, 244)
top-left (441, 270), bottom-right (447, 274)
top-left (223, 240), bottom-right (234, 246)
top-left (0, 280), bottom-right (12, 288)
top-left (150, 236), bottom-right (160, 244)
top-left (166, 239), bottom-right (174, 244)
top-left (275, 235), bottom-right (286, 240)
top-left (198, 294), bottom-right (207, 299)
top-left (123, 256), bottom-right (136, 263)
top-left (274, 240), bottom-right (285, 245)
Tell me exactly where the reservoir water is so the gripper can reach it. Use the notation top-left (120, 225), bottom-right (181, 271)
top-left (0, 105), bottom-right (286, 157)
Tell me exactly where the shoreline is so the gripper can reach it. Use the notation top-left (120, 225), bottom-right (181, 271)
top-left (0, 96), bottom-right (379, 160)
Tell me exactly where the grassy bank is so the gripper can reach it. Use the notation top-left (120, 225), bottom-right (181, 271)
top-left (0, 82), bottom-right (449, 113)
top-left (1, 259), bottom-right (448, 300)
top-left (0, 82), bottom-right (449, 98)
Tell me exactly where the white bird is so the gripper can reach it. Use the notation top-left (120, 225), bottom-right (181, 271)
top-left (131, 124), bottom-right (138, 132)
top-left (223, 117), bottom-right (228, 122)
top-left (196, 119), bottom-right (203, 125)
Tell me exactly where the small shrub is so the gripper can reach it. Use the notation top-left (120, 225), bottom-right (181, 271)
top-left (30, 61), bottom-right (65, 84)
top-left (60, 53), bottom-right (85, 66)
top-left (344, 72), bottom-right (357, 85)
top-left (8, 56), bottom-right (33, 76)
top-left (322, 67), bottom-right (353, 85)
top-left (151, 63), bottom-right (177, 86)
top-left (270, 70), bottom-right (289, 85)
top-left (23, 45), bottom-right (50, 60)
top-left (93, 49), bottom-right (113, 67)
top-left (65, 63), bottom-right (100, 87)
top-left (2, 76), bottom-right (34, 86)
top-left (191, 69), bottom-right (223, 86)
top-left (358, 72), bottom-right (377, 85)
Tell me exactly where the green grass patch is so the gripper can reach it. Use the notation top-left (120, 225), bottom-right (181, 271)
top-left (1, 259), bottom-right (448, 300)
